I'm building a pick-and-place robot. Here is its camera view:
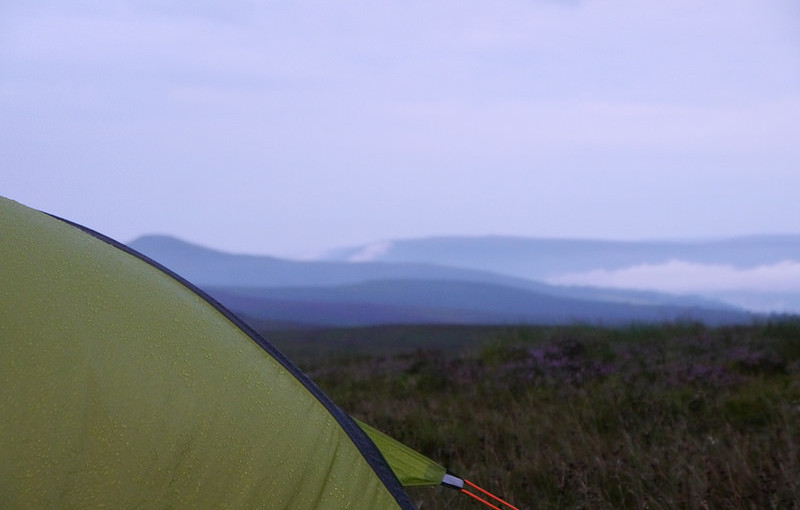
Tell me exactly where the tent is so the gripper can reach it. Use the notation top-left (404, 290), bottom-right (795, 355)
top-left (0, 197), bottom-right (516, 509)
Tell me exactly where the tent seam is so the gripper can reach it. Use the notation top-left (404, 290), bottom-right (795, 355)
top-left (48, 213), bottom-right (416, 510)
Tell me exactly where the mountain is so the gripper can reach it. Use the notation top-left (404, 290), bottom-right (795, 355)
top-left (128, 235), bottom-right (754, 328)
top-left (312, 235), bottom-right (800, 314)
top-left (129, 235), bottom-right (582, 289)
top-left (315, 235), bottom-right (800, 279)
top-left (207, 280), bottom-right (750, 328)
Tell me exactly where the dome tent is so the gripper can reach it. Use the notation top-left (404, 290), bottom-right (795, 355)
top-left (1, 197), bottom-right (517, 509)
top-left (1, 196), bottom-right (415, 508)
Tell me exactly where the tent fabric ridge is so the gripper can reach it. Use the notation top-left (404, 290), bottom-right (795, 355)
top-left (46, 212), bottom-right (416, 510)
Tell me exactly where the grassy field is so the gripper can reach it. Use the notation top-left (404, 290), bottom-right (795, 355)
top-left (263, 321), bottom-right (800, 509)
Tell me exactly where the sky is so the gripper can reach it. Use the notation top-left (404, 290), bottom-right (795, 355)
top-left (3, 0), bottom-right (800, 258)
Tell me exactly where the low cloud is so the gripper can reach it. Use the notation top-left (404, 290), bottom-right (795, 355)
top-left (547, 260), bottom-right (800, 294)
top-left (348, 241), bottom-right (394, 262)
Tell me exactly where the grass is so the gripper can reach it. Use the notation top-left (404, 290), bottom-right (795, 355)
top-left (263, 321), bottom-right (800, 509)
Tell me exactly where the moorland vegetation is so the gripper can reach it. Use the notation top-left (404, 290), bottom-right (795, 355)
top-left (266, 320), bottom-right (800, 509)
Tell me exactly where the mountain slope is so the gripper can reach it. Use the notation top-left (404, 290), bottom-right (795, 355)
top-left (129, 235), bottom-right (557, 289)
top-left (318, 235), bottom-right (800, 280)
top-left (208, 280), bottom-right (752, 328)
top-left (128, 235), bottom-right (754, 326)
top-left (315, 235), bottom-right (800, 314)
top-left (130, 235), bottom-right (734, 307)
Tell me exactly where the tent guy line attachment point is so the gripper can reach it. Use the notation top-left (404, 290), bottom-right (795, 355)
top-left (461, 478), bottom-right (522, 510)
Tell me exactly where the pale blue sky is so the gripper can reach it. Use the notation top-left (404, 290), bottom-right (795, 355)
top-left (3, 0), bottom-right (799, 256)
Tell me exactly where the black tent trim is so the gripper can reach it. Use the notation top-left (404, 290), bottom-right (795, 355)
top-left (51, 214), bottom-right (416, 510)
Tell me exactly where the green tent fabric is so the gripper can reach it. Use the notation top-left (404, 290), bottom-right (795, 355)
top-left (356, 419), bottom-right (446, 487)
top-left (0, 196), bottom-right (417, 509)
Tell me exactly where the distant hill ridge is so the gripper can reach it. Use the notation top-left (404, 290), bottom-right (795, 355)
top-left (310, 234), bottom-right (800, 316)
top-left (315, 234), bottom-right (800, 280)
top-left (127, 235), bottom-right (761, 327)
top-left (206, 279), bottom-right (750, 328)
top-left (129, 235), bottom-right (561, 289)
